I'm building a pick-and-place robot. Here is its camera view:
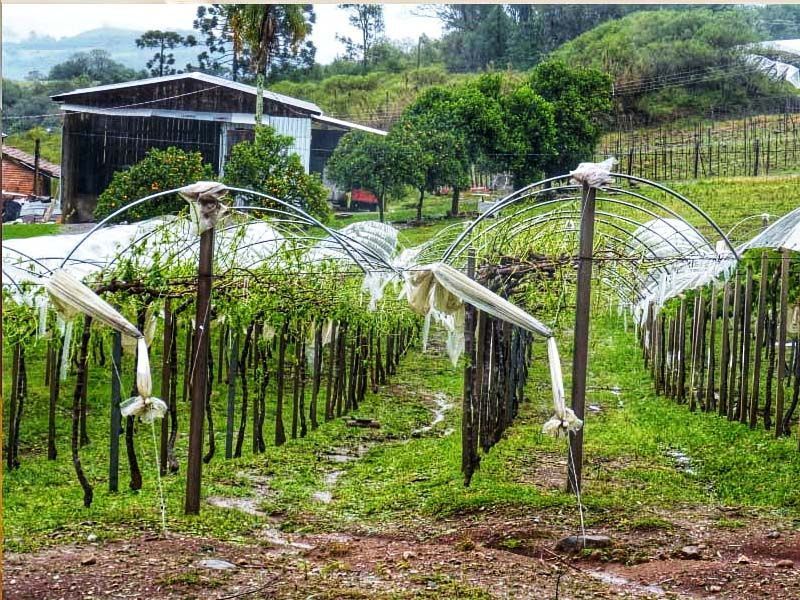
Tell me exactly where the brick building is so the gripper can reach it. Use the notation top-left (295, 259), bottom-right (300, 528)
top-left (1, 145), bottom-right (61, 197)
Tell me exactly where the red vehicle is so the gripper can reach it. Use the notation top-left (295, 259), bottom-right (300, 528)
top-left (350, 188), bottom-right (379, 211)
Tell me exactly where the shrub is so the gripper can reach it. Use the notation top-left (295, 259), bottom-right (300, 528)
top-left (222, 125), bottom-right (331, 222)
top-left (95, 147), bottom-right (214, 221)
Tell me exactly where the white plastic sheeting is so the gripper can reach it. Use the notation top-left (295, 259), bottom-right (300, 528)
top-left (746, 54), bottom-right (800, 89)
top-left (739, 205), bottom-right (800, 252)
top-left (45, 270), bottom-right (167, 423)
top-left (307, 220), bottom-right (398, 267)
top-left (3, 217), bottom-right (285, 297)
top-left (629, 218), bottom-right (714, 260)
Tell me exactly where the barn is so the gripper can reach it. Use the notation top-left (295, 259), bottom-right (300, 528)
top-left (1, 144), bottom-right (61, 198)
top-left (51, 72), bottom-right (386, 222)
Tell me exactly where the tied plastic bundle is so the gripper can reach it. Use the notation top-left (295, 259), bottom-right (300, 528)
top-left (569, 157), bottom-right (617, 188)
top-left (179, 181), bottom-right (230, 234)
top-left (542, 337), bottom-right (583, 437)
top-left (45, 269), bottom-right (167, 423)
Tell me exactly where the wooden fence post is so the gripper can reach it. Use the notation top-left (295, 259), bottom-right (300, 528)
top-left (776, 250), bottom-right (790, 437)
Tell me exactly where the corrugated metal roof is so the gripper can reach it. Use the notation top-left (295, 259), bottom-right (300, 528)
top-left (51, 71), bottom-right (321, 114)
top-left (2, 146), bottom-right (61, 178)
top-left (60, 103), bottom-right (387, 137)
top-left (311, 114), bottom-right (387, 136)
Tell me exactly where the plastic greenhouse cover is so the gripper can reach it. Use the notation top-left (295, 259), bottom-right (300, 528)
top-left (738, 205), bottom-right (800, 252)
top-left (2, 217), bottom-right (285, 301)
top-left (307, 220), bottom-right (398, 267)
top-left (630, 218), bottom-right (715, 260)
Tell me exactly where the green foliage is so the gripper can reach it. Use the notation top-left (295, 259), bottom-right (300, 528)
top-left (337, 4), bottom-right (385, 71)
top-left (135, 30), bottom-right (197, 77)
top-left (325, 130), bottom-right (413, 222)
top-left (553, 9), bottom-right (788, 122)
top-left (397, 67), bottom-right (611, 192)
top-left (48, 49), bottom-right (141, 84)
top-left (5, 127), bottom-right (62, 163)
top-left (222, 125), bottom-right (331, 222)
top-left (529, 60), bottom-right (613, 175)
top-left (95, 147), bottom-right (214, 221)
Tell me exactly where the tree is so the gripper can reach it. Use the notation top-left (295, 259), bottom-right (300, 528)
top-left (402, 78), bottom-right (506, 213)
top-left (391, 115), bottom-right (468, 221)
top-left (529, 60), bottom-right (613, 176)
top-left (337, 4), bottom-right (385, 71)
top-left (193, 4), bottom-right (316, 83)
top-left (95, 147), bottom-right (214, 221)
top-left (326, 131), bottom-right (409, 223)
top-left (49, 50), bottom-right (141, 84)
top-left (135, 30), bottom-right (198, 77)
top-left (193, 4), bottom-right (252, 81)
top-left (227, 5), bottom-right (312, 123)
top-left (222, 125), bottom-right (330, 222)
top-left (499, 84), bottom-right (556, 185)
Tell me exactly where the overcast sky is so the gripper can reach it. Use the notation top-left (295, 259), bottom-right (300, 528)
top-left (1, 3), bottom-right (443, 64)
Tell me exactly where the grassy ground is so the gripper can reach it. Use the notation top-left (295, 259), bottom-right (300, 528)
top-left (7, 307), bottom-right (800, 555)
top-left (3, 223), bottom-right (60, 239)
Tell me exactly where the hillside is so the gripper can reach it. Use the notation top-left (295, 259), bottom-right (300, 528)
top-left (270, 66), bottom-right (474, 127)
top-left (3, 27), bottom-right (198, 80)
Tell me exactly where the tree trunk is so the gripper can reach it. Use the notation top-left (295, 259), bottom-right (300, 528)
top-left (378, 191), bottom-right (385, 223)
top-left (450, 186), bottom-right (460, 217)
top-left (416, 188), bottom-right (425, 221)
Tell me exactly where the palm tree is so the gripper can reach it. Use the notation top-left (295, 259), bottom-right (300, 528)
top-left (227, 5), bottom-right (310, 124)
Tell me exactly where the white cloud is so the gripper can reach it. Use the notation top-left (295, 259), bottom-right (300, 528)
top-left (1, 3), bottom-right (442, 64)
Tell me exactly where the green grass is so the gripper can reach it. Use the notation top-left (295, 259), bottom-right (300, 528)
top-left (3, 223), bottom-right (60, 239)
top-left (8, 309), bottom-right (800, 554)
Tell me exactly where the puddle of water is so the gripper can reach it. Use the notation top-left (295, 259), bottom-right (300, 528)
top-left (313, 470), bottom-right (344, 504)
top-left (665, 449), bottom-right (696, 475)
top-left (260, 527), bottom-right (314, 551)
top-left (206, 496), bottom-right (266, 517)
top-left (412, 392), bottom-right (453, 435)
top-left (588, 569), bottom-right (666, 597)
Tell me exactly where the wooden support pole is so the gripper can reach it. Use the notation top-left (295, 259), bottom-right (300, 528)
top-left (776, 249), bottom-right (790, 437)
top-left (738, 266), bottom-right (754, 424)
top-left (160, 298), bottom-right (173, 475)
top-left (706, 285), bottom-right (718, 412)
top-left (728, 272), bottom-right (743, 420)
top-left (109, 332), bottom-right (122, 492)
top-left (185, 227), bottom-right (214, 515)
top-left (677, 297), bottom-right (687, 403)
top-left (225, 332), bottom-right (239, 459)
top-left (719, 282), bottom-right (731, 416)
top-left (568, 183), bottom-right (596, 495)
top-left (750, 252), bottom-right (769, 428)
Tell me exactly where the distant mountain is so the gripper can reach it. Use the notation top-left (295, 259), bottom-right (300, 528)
top-left (3, 27), bottom-right (201, 80)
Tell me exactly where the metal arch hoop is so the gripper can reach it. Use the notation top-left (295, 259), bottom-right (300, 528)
top-left (59, 184), bottom-right (398, 275)
top-left (440, 172), bottom-right (739, 263)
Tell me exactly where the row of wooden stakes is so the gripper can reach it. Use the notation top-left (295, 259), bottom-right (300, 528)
top-left (640, 249), bottom-right (800, 443)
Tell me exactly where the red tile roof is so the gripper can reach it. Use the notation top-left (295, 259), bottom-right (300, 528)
top-left (2, 145), bottom-right (61, 178)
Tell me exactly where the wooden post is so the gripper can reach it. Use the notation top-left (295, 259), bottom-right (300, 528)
top-left (159, 299), bottom-right (173, 475)
top-left (776, 250), bottom-right (790, 437)
top-left (706, 285), bottom-right (718, 412)
top-left (728, 272), bottom-right (743, 420)
top-left (33, 138), bottom-right (41, 196)
top-left (689, 295), bottom-right (701, 412)
top-left (568, 183), bottom-right (596, 494)
top-left (225, 332), bottom-right (239, 459)
top-left (677, 297), bottom-right (687, 403)
top-left (719, 282), bottom-right (731, 416)
top-left (109, 332), bottom-right (122, 492)
top-left (462, 250), bottom-right (478, 484)
top-left (185, 227), bottom-right (215, 515)
top-left (750, 252), bottom-right (769, 428)
top-left (739, 266), bottom-right (754, 424)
